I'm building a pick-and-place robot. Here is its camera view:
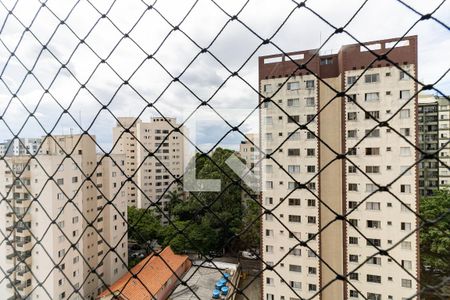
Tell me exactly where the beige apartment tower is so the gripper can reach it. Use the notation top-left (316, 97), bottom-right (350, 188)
top-left (0, 135), bottom-right (128, 300)
top-left (112, 117), bottom-right (184, 222)
top-left (260, 36), bottom-right (419, 300)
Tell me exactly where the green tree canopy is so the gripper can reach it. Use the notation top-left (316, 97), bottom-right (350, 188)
top-left (420, 189), bottom-right (450, 272)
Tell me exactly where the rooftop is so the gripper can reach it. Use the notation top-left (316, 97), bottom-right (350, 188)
top-left (170, 260), bottom-right (240, 300)
top-left (98, 246), bottom-right (190, 300)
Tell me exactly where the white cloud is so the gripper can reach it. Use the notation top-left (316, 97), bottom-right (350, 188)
top-left (0, 0), bottom-right (448, 150)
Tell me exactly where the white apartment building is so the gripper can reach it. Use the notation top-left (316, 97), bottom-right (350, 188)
top-left (0, 134), bottom-right (128, 300)
top-left (418, 94), bottom-right (450, 196)
top-left (260, 36), bottom-right (419, 300)
top-left (0, 138), bottom-right (42, 157)
top-left (112, 117), bottom-right (184, 222)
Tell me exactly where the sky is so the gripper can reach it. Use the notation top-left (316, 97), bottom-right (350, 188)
top-left (0, 0), bottom-right (449, 152)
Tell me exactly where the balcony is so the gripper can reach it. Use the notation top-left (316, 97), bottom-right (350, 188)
top-left (16, 240), bottom-right (32, 252)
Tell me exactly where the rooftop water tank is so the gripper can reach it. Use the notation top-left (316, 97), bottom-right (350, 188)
top-left (212, 289), bottom-right (220, 299)
top-left (221, 286), bottom-right (229, 296)
top-left (215, 281), bottom-right (224, 290)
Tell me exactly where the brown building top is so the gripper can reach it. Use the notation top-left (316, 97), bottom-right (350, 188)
top-left (259, 35), bottom-right (417, 80)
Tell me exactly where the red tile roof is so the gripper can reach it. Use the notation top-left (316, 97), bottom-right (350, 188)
top-left (98, 246), bottom-right (190, 300)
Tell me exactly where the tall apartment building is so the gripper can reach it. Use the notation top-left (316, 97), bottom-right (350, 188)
top-left (0, 138), bottom-right (42, 157)
top-left (239, 133), bottom-right (261, 181)
top-left (0, 134), bottom-right (128, 300)
top-left (260, 36), bottom-right (419, 300)
top-left (112, 117), bottom-right (184, 221)
top-left (418, 94), bottom-right (450, 196)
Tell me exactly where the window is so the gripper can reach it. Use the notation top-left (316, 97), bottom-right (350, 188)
top-left (402, 260), bottom-right (412, 270)
top-left (307, 216), bottom-right (316, 224)
top-left (288, 149), bottom-right (300, 156)
top-left (305, 97), bottom-right (315, 107)
top-left (288, 165), bottom-right (300, 174)
top-left (57, 178), bottom-right (64, 185)
top-left (401, 241), bottom-right (412, 250)
top-left (266, 181), bottom-right (273, 189)
top-left (349, 219), bottom-right (358, 227)
top-left (349, 273), bottom-right (359, 280)
top-left (365, 111), bottom-right (380, 120)
top-left (265, 229), bottom-right (273, 237)
top-left (365, 166), bottom-right (380, 173)
top-left (307, 199), bottom-right (316, 207)
top-left (266, 277), bottom-right (274, 285)
top-left (399, 70), bottom-right (408, 80)
top-left (287, 98), bottom-right (300, 107)
top-left (367, 256), bottom-right (382, 265)
top-left (348, 130), bottom-right (357, 138)
top-left (349, 237), bottom-right (358, 245)
top-left (307, 165), bottom-right (315, 173)
top-left (400, 184), bottom-right (411, 193)
top-left (347, 76), bottom-right (357, 85)
top-left (348, 183), bottom-right (358, 191)
top-left (348, 166), bottom-right (357, 173)
top-left (309, 284), bottom-right (317, 291)
top-left (400, 147), bottom-right (411, 156)
top-left (263, 84), bottom-right (272, 92)
top-left (400, 128), bottom-right (410, 136)
top-left (287, 82), bottom-right (300, 90)
top-left (289, 215), bottom-right (301, 223)
top-left (401, 222), bottom-right (412, 231)
top-left (320, 57), bottom-right (333, 65)
top-left (365, 92), bottom-right (380, 101)
top-left (366, 202), bottom-right (380, 210)
top-left (400, 90), bottom-right (410, 99)
top-left (401, 279), bottom-right (412, 288)
top-left (266, 294), bottom-right (274, 300)
top-left (305, 80), bottom-right (314, 89)
top-left (367, 293), bottom-right (382, 300)
top-left (265, 197), bottom-right (273, 205)
top-left (350, 290), bottom-right (359, 298)
top-left (349, 254), bottom-right (358, 262)
top-left (287, 115), bottom-right (300, 123)
top-left (367, 220), bottom-right (381, 229)
top-left (400, 109), bottom-right (411, 119)
top-left (289, 264), bottom-right (302, 272)
top-left (266, 245), bottom-right (274, 253)
top-left (348, 148), bottom-right (357, 155)
top-left (367, 274), bottom-right (381, 283)
top-left (367, 238), bottom-right (381, 247)
top-left (264, 116), bottom-right (273, 125)
top-left (290, 248), bottom-right (301, 256)
top-left (364, 73), bottom-right (379, 83)
top-left (306, 148), bottom-right (315, 156)
top-left (288, 198), bottom-right (301, 206)
top-left (348, 112), bottom-right (357, 120)
top-left (365, 147), bottom-right (380, 155)
top-left (290, 281), bottom-right (302, 290)
top-left (265, 133), bottom-right (273, 141)
top-left (59, 292), bottom-right (66, 300)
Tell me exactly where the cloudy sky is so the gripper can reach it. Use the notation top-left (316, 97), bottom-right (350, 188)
top-left (0, 0), bottom-right (448, 151)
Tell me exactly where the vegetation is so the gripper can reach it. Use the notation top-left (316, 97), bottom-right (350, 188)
top-left (127, 148), bottom-right (261, 257)
top-left (420, 189), bottom-right (450, 272)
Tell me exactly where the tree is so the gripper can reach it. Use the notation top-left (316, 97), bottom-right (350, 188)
top-left (127, 206), bottom-right (162, 244)
top-left (168, 147), bottom-right (258, 254)
top-left (420, 189), bottom-right (450, 272)
top-left (164, 189), bottom-right (183, 220)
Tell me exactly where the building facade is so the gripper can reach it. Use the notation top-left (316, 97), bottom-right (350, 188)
top-left (0, 138), bottom-right (42, 157)
top-left (112, 117), bottom-right (184, 222)
top-left (0, 134), bottom-right (128, 300)
top-left (418, 94), bottom-right (450, 196)
top-left (260, 36), bottom-right (419, 300)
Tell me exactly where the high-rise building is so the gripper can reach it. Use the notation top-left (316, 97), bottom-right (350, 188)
top-left (418, 94), bottom-right (450, 196)
top-left (239, 133), bottom-right (260, 181)
top-left (0, 138), bottom-right (42, 157)
top-left (112, 117), bottom-right (184, 221)
top-left (0, 134), bottom-right (128, 300)
top-left (260, 36), bottom-right (419, 300)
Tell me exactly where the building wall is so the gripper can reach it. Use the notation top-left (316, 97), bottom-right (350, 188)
top-left (112, 117), bottom-right (184, 224)
top-left (418, 95), bottom-right (450, 196)
top-left (0, 135), bottom-right (127, 300)
top-left (260, 36), bottom-right (419, 300)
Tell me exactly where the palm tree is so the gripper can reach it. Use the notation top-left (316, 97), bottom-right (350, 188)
top-left (164, 189), bottom-right (183, 220)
